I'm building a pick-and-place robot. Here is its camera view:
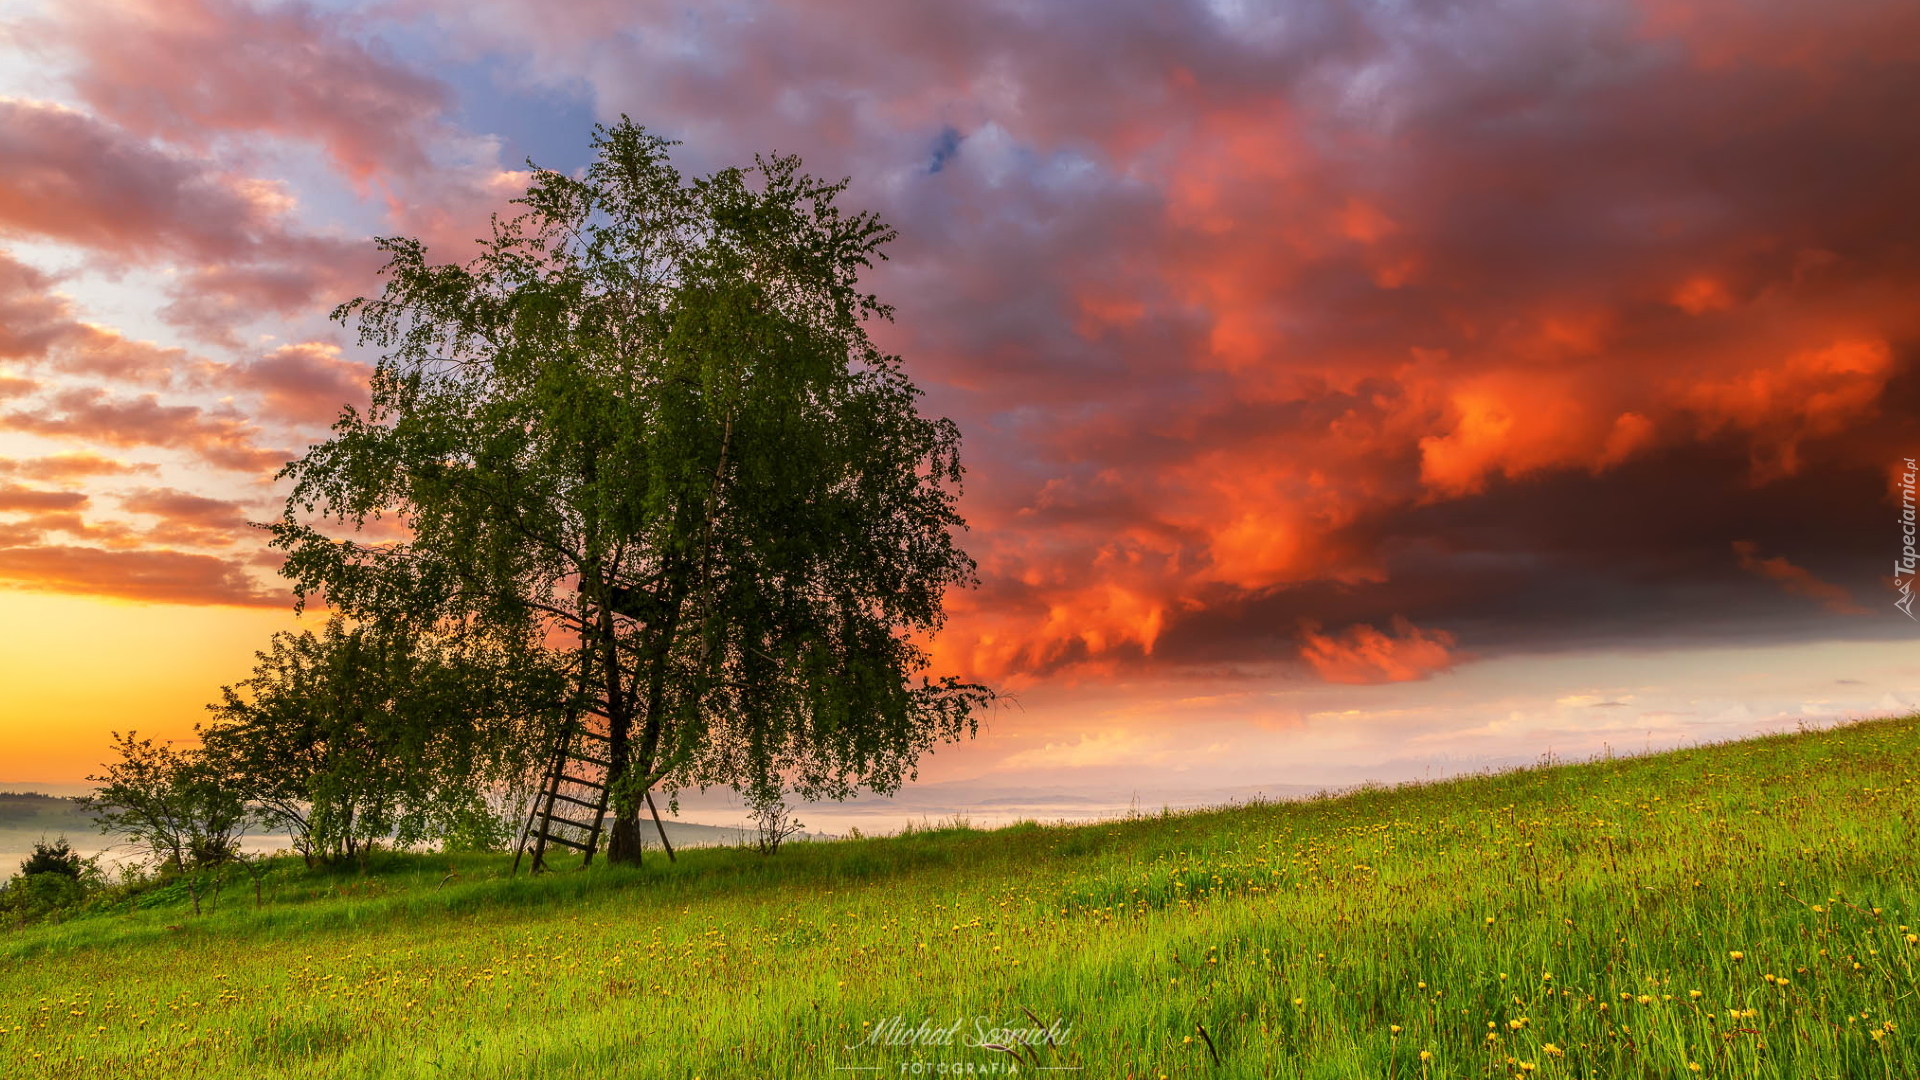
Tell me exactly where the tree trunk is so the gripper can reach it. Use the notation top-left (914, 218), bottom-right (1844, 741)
top-left (607, 811), bottom-right (644, 863)
top-left (607, 581), bottom-right (682, 865)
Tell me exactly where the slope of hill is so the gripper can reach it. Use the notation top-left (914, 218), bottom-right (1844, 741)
top-left (3, 716), bottom-right (1917, 1078)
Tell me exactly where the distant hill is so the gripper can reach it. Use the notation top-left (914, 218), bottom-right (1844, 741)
top-left (0, 790), bottom-right (93, 833)
top-left (0, 792), bottom-right (100, 872)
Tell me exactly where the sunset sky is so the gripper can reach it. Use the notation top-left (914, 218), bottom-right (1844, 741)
top-left (0, 0), bottom-right (1916, 815)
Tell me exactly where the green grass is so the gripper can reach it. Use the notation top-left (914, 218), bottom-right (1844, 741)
top-left (4, 716), bottom-right (1919, 1079)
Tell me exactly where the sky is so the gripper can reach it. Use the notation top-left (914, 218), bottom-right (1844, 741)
top-left (0, 0), bottom-right (1916, 816)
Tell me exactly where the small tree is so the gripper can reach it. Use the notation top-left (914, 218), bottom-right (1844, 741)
top-left (745, 784), bottom-right (805, 855)
top-left (19, 837), bottom-right (87, 878)
top-left (80, 731), bottom-right (244, 872)
top-left (203, 616), bottom-right (564, 866)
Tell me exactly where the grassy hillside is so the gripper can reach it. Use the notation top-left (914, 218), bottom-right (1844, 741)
top-left (3, 716), bottom-right (1918, 1079)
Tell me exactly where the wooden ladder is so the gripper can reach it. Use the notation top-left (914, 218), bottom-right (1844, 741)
top-left (513, 717), bottom-right (613, 873)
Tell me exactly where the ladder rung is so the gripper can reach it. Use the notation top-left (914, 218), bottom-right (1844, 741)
top-left (548, 791), bottom-right (605, 812)
top-left (567, 751), bottom-right (612, 768)
top-left (571, 728), bottom-right (611, 742)
top-left (540, 813), bottom-right (599, 833)
top-left (557, 773), bottom-right (605, 790)
top-left (538, 833), bottom-right (592, 851)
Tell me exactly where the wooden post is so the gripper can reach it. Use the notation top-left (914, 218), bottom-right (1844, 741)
top-left (646, 790), bottom-right (676, 862)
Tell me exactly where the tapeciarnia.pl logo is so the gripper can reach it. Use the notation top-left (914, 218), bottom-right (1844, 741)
top-left (1898, 457), bottom-right (1917, 620)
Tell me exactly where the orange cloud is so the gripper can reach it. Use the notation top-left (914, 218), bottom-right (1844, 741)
top-left (0, 484), bottom-right (87, 514)
top-left (120, 487), bottom-right (256, 548)
top-left (0, 453), bottom-right (157, 481)
top-left (1732, 540), bottom-right (1866, 615)
top-left (1672, 276), bottom-right (1734, 315)
top-left (0, 544), bottom-right (284, 607)
top-left (1299, 618), bottom-right (1460, 685)
top-left (228, 341), bottom-right (371, 425)
top-left (1686, 338), bottom-right (1895, 483)
top-left (0, 389), bottom-right (290, 473)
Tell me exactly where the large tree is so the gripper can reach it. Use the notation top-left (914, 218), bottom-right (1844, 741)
top-left (272, 120), bottom-right (989, 863)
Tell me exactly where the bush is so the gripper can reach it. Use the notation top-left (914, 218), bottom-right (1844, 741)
top-left (1, 838), bottom-right (103, 924)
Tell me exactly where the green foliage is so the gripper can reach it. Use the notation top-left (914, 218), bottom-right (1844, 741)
top-left (0, 840), bottom-right (104, 926)
top-left (18, 838), bottom-right (85, 879)
top-left (79, 732), bottom-right (244, 872)
top-left (268, 118), bottom-right (989, 861)
top-left (5, 716), bottom-right (1919, 1078)
top-left (202, 616), bottom-right (564, 866)
top-left (1, 872), bottom-right (85, 922)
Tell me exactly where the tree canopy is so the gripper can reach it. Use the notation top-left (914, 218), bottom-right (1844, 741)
top-left (271, 119), bottom-right (990, 861)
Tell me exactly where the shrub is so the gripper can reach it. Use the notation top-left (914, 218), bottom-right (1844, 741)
top-left (19, 837), bottom-right (86, 878)
top-left (1, 838), bottom-right (103, 924)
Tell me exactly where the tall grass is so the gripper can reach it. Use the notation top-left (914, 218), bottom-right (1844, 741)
top-left (3, 715), bottom-right (1917, 1078)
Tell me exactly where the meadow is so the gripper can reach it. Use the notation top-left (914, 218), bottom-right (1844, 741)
top-left (3, 715), bottom-right (1917, 1079)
